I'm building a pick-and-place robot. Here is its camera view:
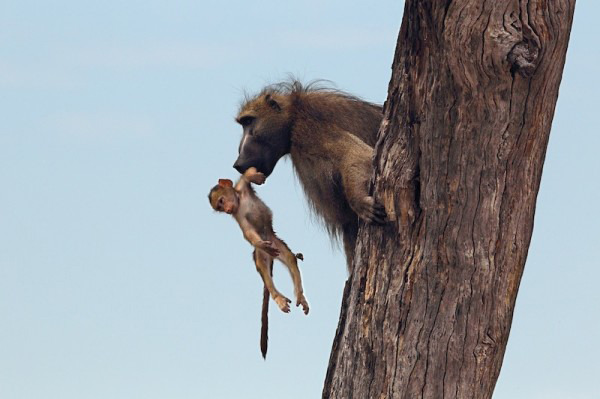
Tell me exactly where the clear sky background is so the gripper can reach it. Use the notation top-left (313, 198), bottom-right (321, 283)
top-left (0, 1), bottom-right (598, 398)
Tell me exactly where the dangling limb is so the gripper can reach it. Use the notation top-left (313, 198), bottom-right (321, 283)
top-left (240, 219), bottom-right (280, 257)
top-left (272, 237), bottom-right (309, 314)
top-left (254, 249), bottom-right (291, 313)
top-left (235, 167), bottom-right (266, 191)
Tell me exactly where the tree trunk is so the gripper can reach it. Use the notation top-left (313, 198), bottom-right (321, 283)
top-left (323, 1), bottom-right (575, 398)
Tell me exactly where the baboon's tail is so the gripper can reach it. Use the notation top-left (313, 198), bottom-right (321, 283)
top-left (260, 258), bottom-right (274, 359)
top-left (277, 237), bottom-right (303, 261)
top-left (260, 284), bottom-right (269, 359)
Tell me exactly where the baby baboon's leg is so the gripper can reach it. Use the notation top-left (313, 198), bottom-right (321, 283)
top-left (273, 238), bottom-right (309, 315)
top-left (254, 249), bottom-right (291, 313)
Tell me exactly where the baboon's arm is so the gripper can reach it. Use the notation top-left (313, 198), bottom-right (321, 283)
top-left (235, 167), bottom-right (265, 191)
top-left (239, 218), bottom-right (264, 246)
top-left (239, 218), bottom-right (280, 257)
top-left (339, 132), bottom-right (387, 225)
top-left (341, 168), bottom-right (387, 225)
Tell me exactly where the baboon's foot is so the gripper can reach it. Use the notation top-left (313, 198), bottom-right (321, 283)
top-left (274, 295), bottom-right (291, 313)
top-left (296, 294), bottom-right (310, 315)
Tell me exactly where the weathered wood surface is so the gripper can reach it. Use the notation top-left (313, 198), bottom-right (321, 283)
top-left (323, 1), bottom-right (575, 398)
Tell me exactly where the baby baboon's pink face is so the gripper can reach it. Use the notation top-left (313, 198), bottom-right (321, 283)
top-left (209, 179), bottom-right (239, 215)
top-left (211, 187), bottom-right (238, 214)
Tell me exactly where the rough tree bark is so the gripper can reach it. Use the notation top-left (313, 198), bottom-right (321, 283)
top-left (323, 1), bottom-right (575, 398)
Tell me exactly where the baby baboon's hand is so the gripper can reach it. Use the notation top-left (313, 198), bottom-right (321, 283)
top-left (296, 294), bottom-right (310, 315)
top-left (250, 172), bottom-right (266, 185)
top-left (244, 167), bottom-right (266, 185)
top-left (356, 196), bottom-right (387, 225)
top-left (274, 295), bottom-right (291, 313)
top-left (257, 240), bottom-right (280, 257)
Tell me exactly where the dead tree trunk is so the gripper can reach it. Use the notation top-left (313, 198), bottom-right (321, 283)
top-left (323, 1), bottom-right (575, 398)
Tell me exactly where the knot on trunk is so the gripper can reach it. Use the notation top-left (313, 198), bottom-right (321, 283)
top-left (508, 40), bottom-right (539, 78)
top-left (474, 334), bottom-right (497, 364)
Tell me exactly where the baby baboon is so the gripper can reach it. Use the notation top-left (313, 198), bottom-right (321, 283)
top-left (208, 167), bottom-right (308, 358)
top-left (233, 80), bottom-right (386, 270)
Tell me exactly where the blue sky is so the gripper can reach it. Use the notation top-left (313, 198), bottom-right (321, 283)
top-left (1, 1), bottom-right (598, 398)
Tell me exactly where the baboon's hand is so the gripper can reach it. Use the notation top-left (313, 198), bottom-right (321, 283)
top-left (296, 294), bottom-right (310, 315)
top-left (249, 172), bottom-right (266, 185)
top-left (356, 196), bottom-right (387, 225)
top-left (257, 240), bottom-right (280, 257)
top-left (274, 295), bottom-right (291, 313)
top-left (244, 167), bottom-right (266, 185)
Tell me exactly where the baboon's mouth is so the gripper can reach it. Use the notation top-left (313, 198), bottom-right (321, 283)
top-left (249, 165), bottom-right (271, 177)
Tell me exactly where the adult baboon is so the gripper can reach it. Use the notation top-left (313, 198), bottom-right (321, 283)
top-left (233, 81), bottom-right (385, 269)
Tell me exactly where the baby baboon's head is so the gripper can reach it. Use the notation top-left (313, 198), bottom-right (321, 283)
top-left (208, 179), bottom-right (239, 215)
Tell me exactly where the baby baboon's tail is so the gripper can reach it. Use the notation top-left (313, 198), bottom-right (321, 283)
top-left (260, 256), bottom-right (274, 359)
top-left (260, 284), bottom-right (269, 359)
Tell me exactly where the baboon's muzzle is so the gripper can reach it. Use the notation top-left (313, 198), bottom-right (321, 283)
top-left (234, 134), bottom-right (281, 177)
top-left (233, 149), bottom-right (278, 177)
top-left (233, 160), bottom-right (249, 174)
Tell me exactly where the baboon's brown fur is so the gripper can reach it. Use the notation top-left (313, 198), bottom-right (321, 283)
top-left (233, 81), bottom-right (386, 269)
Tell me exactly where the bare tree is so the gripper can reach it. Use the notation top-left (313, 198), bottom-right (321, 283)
top-left (323, 1), bottom-right (576, 398)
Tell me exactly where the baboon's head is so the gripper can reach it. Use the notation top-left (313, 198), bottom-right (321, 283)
top-left (233, 93), bottom-right (292, 177)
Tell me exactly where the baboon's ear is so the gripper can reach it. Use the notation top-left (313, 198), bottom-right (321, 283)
top-left (265, 94), bottom-right (281, 111)
top-left (218, 179), bottom-right (233, 187)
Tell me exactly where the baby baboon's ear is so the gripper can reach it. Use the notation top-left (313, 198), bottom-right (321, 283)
top-left (265, 94), bottom-right (281, 111)
top-left (218, 179), bottom-right (233, 187)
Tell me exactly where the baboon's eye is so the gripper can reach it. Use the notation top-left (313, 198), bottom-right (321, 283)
top-left (238, 116), bottom-right (255, 126)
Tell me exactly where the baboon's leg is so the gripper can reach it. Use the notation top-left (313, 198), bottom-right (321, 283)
top-left (273, 237), bottom-right (309, 315)
top-left (342, 222), bottom-right (358, 273)
top-left (253, 249), bottom-right (291, 313)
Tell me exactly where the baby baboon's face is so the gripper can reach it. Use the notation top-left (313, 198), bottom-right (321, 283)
top-left (209, 180), bottom-right (239, 214)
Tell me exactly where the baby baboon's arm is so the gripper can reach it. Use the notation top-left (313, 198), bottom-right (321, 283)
top-left (235, 167), bottom-right (266, 191)
top-left (238, 218), bottom-right (280, 257)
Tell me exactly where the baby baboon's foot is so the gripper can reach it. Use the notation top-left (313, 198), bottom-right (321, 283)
top-left (296, 294), bottom-right (310, 315)
top-left (356, 196), bottom-right (387, 225)
top-left (274, 295), bottom-right (291, 313)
